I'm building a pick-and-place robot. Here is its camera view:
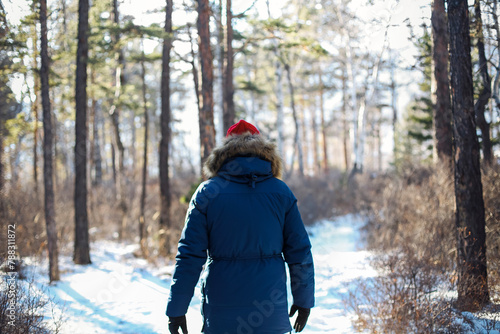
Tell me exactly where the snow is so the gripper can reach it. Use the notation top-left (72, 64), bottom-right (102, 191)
top-left (25, 214), bottom-right (376, 333)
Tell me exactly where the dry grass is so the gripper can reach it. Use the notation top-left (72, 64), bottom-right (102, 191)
top-left (286, 169), bottom-right (358, 225)
top-left (345, 163), bottom-right (500, 333)
top-left (0, 174), bottom-right (194, 262)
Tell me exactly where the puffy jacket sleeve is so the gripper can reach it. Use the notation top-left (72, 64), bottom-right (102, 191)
top-left (282, 195), bottom-right (315, 309)
top-left (166, 184), bottom-right (209, 317)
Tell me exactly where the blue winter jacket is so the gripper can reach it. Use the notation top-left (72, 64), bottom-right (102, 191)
top-left (166, 134), bottom-right (314, 334)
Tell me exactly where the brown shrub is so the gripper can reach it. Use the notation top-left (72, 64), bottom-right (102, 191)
top-left (0, 174), bottom-right (194, 261)
top-left (0, 276), bottom-right (64, 334)
top-left (286, 169), bottom-right (358, 225)
top-left (346, 163), bottom-right (500, 333)
top-left (0, 188), bottom-right (45, 260)
top-left (483, 165), bottom-right (500, 304)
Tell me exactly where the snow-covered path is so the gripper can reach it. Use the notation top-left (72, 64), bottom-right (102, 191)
top-left (305, 215), bottom-right (376, 332)
top-left (30, 214), bottom-right (375, 334)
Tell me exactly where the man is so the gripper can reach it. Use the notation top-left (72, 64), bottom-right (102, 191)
top-left (166, 120), bottom-right (315, 334)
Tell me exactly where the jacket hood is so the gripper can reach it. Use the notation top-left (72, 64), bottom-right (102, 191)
top-left (203, 133), bottom-right (283, 179)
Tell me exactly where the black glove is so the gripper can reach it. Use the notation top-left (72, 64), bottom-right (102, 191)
top-left (168, 315), bottom-right (188, 334)
top-left (289, 304), bottom-right (310, 332)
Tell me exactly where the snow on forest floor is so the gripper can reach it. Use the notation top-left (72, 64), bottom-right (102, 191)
top-left (23, 214), bottom-right (374, 333)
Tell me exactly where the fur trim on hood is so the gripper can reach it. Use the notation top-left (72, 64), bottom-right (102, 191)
top-left (203, 133), bottom-right (283, 179)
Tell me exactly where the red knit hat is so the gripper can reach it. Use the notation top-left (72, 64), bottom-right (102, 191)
top-left (226, 120), bottom-right (260, 137)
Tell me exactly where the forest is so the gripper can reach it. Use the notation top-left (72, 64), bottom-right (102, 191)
top-left (0, 0), bottom-right (499, 333)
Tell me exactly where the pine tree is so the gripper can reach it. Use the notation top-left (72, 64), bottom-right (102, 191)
top-left (406, 27), bottom-right (434, 162)
top-left (40, 0), bottom-right (60, 282)
top-left (197, 0), bottom-right (216, 174)
top-left (431, 0), bottom-right (453, 168)
top-left (448, 0), bottom-right (489, 311)
top-left (74, 0), bottom-right (91, 265)
top-left (159, 0), bottom-right (173, 256)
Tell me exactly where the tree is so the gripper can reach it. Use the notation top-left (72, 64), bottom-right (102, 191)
top-left (215, 0), bottom-right (224, 143)
top-left (223, 0), bottom-right (235, 132)
top-left (0, 6), bottom-right (21, 193)
top-left (197, 0), bottom-right (216, 173)
top-left (318, 69), bottom-right (329, 173)
top-left (74, 0), bottom-right (91, 265)
top-left (405, 28), bottom-right (434, 162)
top-left (491, 0), bottom-right (500, 112)
top-left (159, 0), bottom-right (173, 256)
top-left (284, 62), bottom-right (304, 177)
top-left (431, 0), bottom-right (453, 168)
top-left (40, 0), bottom-right (60, 282)
top-left (341, 60), bottom-right (350, 171)
top-left (31, 0), bottom-right (40, 197)
top-left (186, 22), bottom-right (201, 113)
top-left (268, 12), bottom-right (285, 156)
top-left (139, 37), bottom-right (149, 257)
top-left (109, 0), bottom-right (128, 240)
top-left (473, 0), bottom-right (493, 165)
top-left (448, 0), bottom-right (489, 311)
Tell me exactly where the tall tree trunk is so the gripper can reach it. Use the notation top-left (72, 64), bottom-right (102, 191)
top-left (159, 0), bottom-right (173, 256)
top-left (389, 50), bottom-right (398, 164)
top-left (139, 38), bottom-right (149, 257)
top-left (312, 98), bottom-right (319, 174)
top-left (342, 64), bottom-right (350, 171)
top-left (40, 0), bottom-right (60, 281)
top-left (90, 69), bottom-right (96, 185)
top-left (345, 41), bottom-right (358, 174)
top-left (284, 63), bottom-right (304, 177)
top-left (32, 0), bottom-right (40, 197)
top-left (267, 0), bottom-right (284, 156)
top-left (109, 0), bottom-right (128, 240)
top-left (197, 0), bottom-right (216, 174)
top-left (215, 0), bottom-right (224, 143)
top-left (474, 0), bottom-right (493, 165)
top-left (431, 0), bottom-right (453, 168)
top-left (74, 0), bottom-right (91, 265)
top-left (93, 100), bottom-right (102, 185)
top-left (187, 23), bottom-right (201, 113)
top-left (355, 98), bottom-right (367, 173)
top-left (275, 57), bottom-right (284, 156)
top-left (448, 0), bottom-right (489, 311)
top-left (353, 41), bottom-right (385, 175)
top-left (130, 111), bottom-right (137, 174)
top-left (111, 142), bottom-right (117, 184)
top-left (223, 0), bottom-right (235, 132)
top-left (318, 70), bottom-right (329, 173)
top-left (52, 109), bottom-right (59, 186)
top-left (301, 98), bottom-right (309, 173)
top-left (377, 111), bottom-right (382, 171)
top-left (491, 0), bottom-right (500, 112)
